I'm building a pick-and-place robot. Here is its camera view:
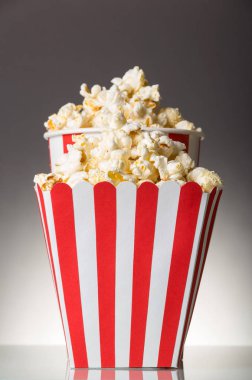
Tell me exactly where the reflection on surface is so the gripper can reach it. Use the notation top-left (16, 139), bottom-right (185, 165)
top-left (1, 346), bottom-right (252, 380)
top-left (66, 368), bottom-right (184, 380)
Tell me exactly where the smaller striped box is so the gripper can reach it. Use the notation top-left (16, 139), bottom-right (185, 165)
top-left (44, 128), bottom-right (203, 172)
top-left (35, 181), bottom-right (222, 369)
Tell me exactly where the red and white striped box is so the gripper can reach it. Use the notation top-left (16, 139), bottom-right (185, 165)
top-left (67, 368), bottom-right (184, 380)
top-left (35, 181), bottom-right (222, 369)
top-left (44, 128), bottom-right (204, 172)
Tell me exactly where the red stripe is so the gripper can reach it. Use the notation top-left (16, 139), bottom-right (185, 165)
top-left (169, 133), bottom-right (189, 152)
top-left (101, 370), bottom-right (116, 380)
top-left (157, 370), bottom-right (173, 380)
top-left (129, 371), bottom-right (144, 380)
top-left (204, 190), bottom-right (222, 258)
top-left (158, 182), bottom-right (202, 367)
top-left (63, 134), bottom-right (74, 153)
top-left (51, 183), bottom-right (88, 367)
top-left (36, 186), bottom-right (69, 355)
top-left (73, 369), bottom-right (88, 380)
top-left (129, 182), bottom-right (158, 367)
top-left (179, 189), bottom-right (222, 363)
top-left (94, 182), bottom-right (116, 367)
top-left (177, 188), bottom-right (217, 362)
top-left (189, 190), bottom-right (223, 316)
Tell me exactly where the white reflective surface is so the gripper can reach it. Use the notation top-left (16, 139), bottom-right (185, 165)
top-left (0, 346), bottom-right (251, 380)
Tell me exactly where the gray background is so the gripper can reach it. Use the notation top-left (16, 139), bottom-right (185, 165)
top-left (0, 0), bottom-right (251, 346)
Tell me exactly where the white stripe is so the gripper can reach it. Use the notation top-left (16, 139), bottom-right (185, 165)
top-left (88, 370), bottom-right (102, 380)
top-left (188, 135), bottom-right (200, 166)
top-left (35, 186), bottom-right (51, 269)
top-left (143, 182), bottom-right (180, 367)
top-left (66, 368), bottom-right (74, 380)
top-left (72, 182), bottom-right (101, 367)
top-left (115, 182), bottom-right (137, 367)
top-left (181, 189), bottom-right (220, 347)
top-left (35, 186), bottom-right (60, 301)
top-left (171, 192), bottom-right (209, 367)
top-left (143, 370), bottom-right (158, 380)
top-left (115, 370), bottom-right (129, 380)
top-left (49, 136), bottom-right (64, 172)
top-left (43, 191), bottom-right (74, 367)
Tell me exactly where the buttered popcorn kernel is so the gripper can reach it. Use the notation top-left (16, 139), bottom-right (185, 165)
top-left (34, 173), bottom-right (64, 191)
top-left (35, 127), bottom-right (222, 192)
top-left (187, 167), bottom-right (222, 193)
top-left (44, 67), bottom-right (201, 132)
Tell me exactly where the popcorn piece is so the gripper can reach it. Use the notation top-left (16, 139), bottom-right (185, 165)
top-left (55, 145), bottom-right (83, 177)
top-left (111, 66), bottom-right (146, 95)
top-left (187, 167), bottom-right (222, 192)
top-left (135, 85), bottom-right (160, 103)
top-left (130, 158), bottom-right (159, 182)
top-left (175, 152), bottom-right (195, 174)
top-left (66, 111), bottom-right (85, 129)
top-left (34, 173), bottom-right (63, 191)
top-left (122, 121), bottom-right (141, 134)
top-left (166, 161), bottom-right (185, 180)
top-left (44, 114), bottom-right (66, 130)
top-left (44, 103), bottom-right (87, 130)
top-left (157, 107), bottom-right (182, 128)
top-left (66, 171), bottom-right (88, 187)
top-left (58, 103), bottom-right (78, 118)
top-left (88, 168), bottom-right (113, 185)
top-left (153, 156), bottom-right (169, 180)
top-left (175, 120), bottom-right (196, 131)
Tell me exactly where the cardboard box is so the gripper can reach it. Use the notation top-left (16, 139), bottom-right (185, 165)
top-left (35, 181), bottom-right (222, 368)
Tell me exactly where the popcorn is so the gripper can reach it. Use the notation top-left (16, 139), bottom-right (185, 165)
top-left (44, 103), bottom-right (87, 130)
top-left (153, 156), bottom-right (169, 180)
top-left (175, 152), bottom-right (195, 174)
top-left (187, 167), bottom-right (222, 193)
top-left (135, 85), bottom-right (160, 103)
top-left (34, 173), bottom-right (63, 191)
top-left (38, 67), bottom-right (222, 193)
top-left (157, 107), bottom-right (182, 128)
top-left (175, 120), bottom-right (196, 131)
top-left (44, 67), bottom-right (201, 132)
top-left (54, 145), bottom-right (83, 177)
top-left (66, 171), bottom-right (88, 188)
top-left (45, 114), bottom-right (66, 130)
top-left (166, 161), bottom-right (185, 180)
top-left (35, 127), bottom-right (222, 191)
top-left (111, 66), bottom-right (146, 95)
top-left (58, 103), bottom-right (77, 118)
top-left (130, 158), bottom-right (159, 182)
top-left (88, 168), bottom-right (112, 185)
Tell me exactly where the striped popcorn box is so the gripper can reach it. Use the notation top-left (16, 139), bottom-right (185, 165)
top-left (44, 128), bottom-right (204, 172)
top-left (35, 181), bottom-right (222, 369)
top-left (67, 368), bottom-right (184, 380)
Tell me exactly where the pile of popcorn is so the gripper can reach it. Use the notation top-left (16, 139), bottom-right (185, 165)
top-left (35, 124), bottom-right (222, 192)
top-left (36, 67), bottom-right (222, 192)
top-left (44, 66), bottom-right (201, 132)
